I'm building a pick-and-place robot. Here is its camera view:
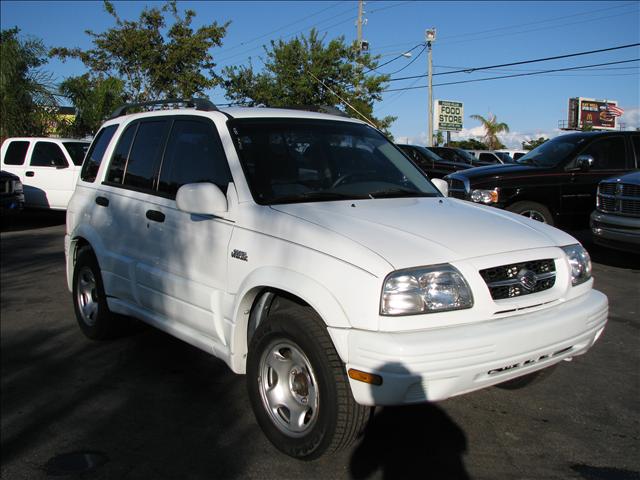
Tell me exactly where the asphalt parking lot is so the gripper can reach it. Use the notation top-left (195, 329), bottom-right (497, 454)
top-left (1, 211), bottom-right (639, 480)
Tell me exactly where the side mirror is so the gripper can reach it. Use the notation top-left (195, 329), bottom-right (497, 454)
top-left (431, 178), bottom-right (448, 197)
top-left (176, 183), bottom-right (227, 216)
top-left (576, 155), bottom-right (594, 171)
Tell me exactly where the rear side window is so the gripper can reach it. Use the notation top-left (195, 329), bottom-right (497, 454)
top-left (81, 125), bottom-right (118, 182)
top-left (158, 118), bottom-right (231, 198)
top-left (479, 153), bottom-right (500, 164)
top-left (31, 142), bottom-right (68, 167)
top-left (106, 123), bottom-right (137, 184)
top-left (3, 141), bottom-right (29, 165)
top-left (122, 120), bottom-right (170, 191)
top-left (63, 142), bottom-right (90, 166)
top-left (582, 137), bottom-right (627, 170)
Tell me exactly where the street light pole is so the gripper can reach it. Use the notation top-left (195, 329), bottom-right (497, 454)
top-left (425, 28), bottom-right (436, 147)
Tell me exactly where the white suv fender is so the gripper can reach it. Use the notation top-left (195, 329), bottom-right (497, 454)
top-left (228, 266), bottom-right (353, 373)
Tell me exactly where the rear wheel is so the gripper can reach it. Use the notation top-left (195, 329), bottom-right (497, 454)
top-left (247, 308), bottom-right (371, 459)
top-left (72, 247), bottom-right (126, 340)
top-left (507, 201), bottom-right (554, 225)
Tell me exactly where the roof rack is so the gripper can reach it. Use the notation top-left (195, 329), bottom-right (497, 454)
top-left (109, 98), bottom-right (218, 119)
top-left (276, 105), bottom-right (351, 118)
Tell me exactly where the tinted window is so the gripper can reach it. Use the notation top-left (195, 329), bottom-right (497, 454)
top-left (81, 125), bottom-right (118, 182)
top-left (107, 123), bottom-right (137, 184)
top-left (158, 119), bottom-right (231, 198)
top-left (479, 153), bottom-right (500, 163)
top-left (31, 142), bottom-right (68, 167)
top-left (517, 135), bottom-right (588, 167)
top-left (582, 137), bottom-right (627, 170)
top-left (231, 119), bottom-right (438, 205)
top-left (63, 142), bottom-right (89, 166)
top-left (630, 135), bottom-right (640, 167)
top-left (122, 120), bottom-right (170, 191)
top-left (3, 141), bottom-right (29, 165)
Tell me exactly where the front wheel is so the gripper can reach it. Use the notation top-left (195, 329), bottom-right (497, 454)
top-left (507, 201), bottom-right (554, 225)
top-left (247, 308), bottom-right (371, 459)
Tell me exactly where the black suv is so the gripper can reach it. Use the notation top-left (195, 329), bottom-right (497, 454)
top-left (446, 131), bottom-right (640, 227)
top-left (398, 144), bottom-right (472, 178)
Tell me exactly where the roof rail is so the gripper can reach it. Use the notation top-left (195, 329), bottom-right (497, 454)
top-left (277, 105), bottom-right (351, 118)
top-left (109, 98), bottom-right (218, 119)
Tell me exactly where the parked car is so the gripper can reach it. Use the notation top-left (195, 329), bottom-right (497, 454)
top-left (496, 149), bottom-right (528, 161)
top-left (466, 149), bottom-right (513, 164)
top-left (398, 144), bottom-right (472, 178)
top-left (590, 171), bottom-right (640, 253)
top-left (427, 146), bottom-right (476, 165)
top-left (446, 131), bottom-right (639, 227)
top-left (0, 170), bottom-right (25, 214)
top-left (0, 137), bottom-right (90, 210)
top-left (66, 99), bottom-right (607, 459)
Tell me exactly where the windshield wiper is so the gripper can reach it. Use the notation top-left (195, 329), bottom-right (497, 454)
top-left (367, 187), bottom-right (430, 199)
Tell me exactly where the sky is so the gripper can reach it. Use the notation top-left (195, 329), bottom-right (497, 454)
top-left (2, 0), bottom-right (639, 148)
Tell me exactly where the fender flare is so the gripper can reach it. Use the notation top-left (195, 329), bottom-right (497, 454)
top-left (228, 266), bottom-right (351, 373)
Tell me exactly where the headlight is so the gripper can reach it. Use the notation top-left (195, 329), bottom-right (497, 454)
top-left (471, 188), bottom-right (499, 204)
top-left (381, 264), bottom-right (473, 316)
top-left (562, 244), bottom-right (592, 286)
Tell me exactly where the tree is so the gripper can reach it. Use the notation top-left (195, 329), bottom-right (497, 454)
top-left (522, 137), bottom-right (548, 150)
top-left (449, 138), bottom-right (488, 150)
top-left (58, 74), bottom-right (126, 138)
top-left (51, 1), bottom-right (229, 102)
top-left (223, 29), bottom-right (395, 134)
top-left (469, 113), bottom-right (509, 150)
top-left (1, 28), bottom-right (57, 140)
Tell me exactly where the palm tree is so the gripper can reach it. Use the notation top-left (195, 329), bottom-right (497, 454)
top-left (470, 113), bottom-right (509, 150)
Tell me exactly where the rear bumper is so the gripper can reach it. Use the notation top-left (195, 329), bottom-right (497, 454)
top-left (340, 289), bottom-right (607, 406)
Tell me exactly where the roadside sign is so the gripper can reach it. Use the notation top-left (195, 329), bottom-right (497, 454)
top-left (435, 100), bottom-right (464, 131)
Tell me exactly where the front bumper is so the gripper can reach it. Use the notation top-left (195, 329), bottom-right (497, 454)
top-left (590, 210), bottom-right (640, 253)
top-left (339, 289), bottom-right (607, 406)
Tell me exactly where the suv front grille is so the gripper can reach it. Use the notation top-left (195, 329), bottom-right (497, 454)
top-left (597, 182), bottom-right (640, 217)
top-left (479, 259), bottom-right (556, 300)
top-left (447, 178), bottom-right (468, 200)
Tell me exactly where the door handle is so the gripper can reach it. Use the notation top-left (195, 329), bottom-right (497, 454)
top-left (95, 196), bottom-right (109, 207)
top-left (26, 171), bottom-right (34, 177)
top-left (146, 210), bottom-right (165, 223)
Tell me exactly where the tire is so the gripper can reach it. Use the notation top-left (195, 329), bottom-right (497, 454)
top-left (72, 247), bottom-right (125, 340)
top-left (507, 201), bottom-right (554, 225)
top-left (495, 364), bottom-right (558, 390)
top-left (247, 308), bottom-right (371, 459)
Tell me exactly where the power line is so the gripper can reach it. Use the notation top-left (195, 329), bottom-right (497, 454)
top-left (387, 43), bottom-right (640, 82)
top-left (364, 43), bottom-right (424, 74)
top-left (384, 44), bottom-right (427, 76)
top-left (382, 59), bottom-right (640, 92)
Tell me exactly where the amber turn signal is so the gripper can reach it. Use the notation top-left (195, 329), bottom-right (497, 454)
top-left (348, 368), bottom-right (383, 385)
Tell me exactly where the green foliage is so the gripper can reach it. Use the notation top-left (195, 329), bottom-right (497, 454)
top-left (470, 113), bottom-right (509, 150)
top-left (522, 137), bottom-right (548, 150)
top-left (58, 74), bottom-right (126, 137)
top-left (50, 1), bottom-right (229, 102)
top-left (223, 29), bottom-right (395, 134)
top-left (448, 138), bottom-right (489, 150)
top-left (1, 28), bottom-right (57, 140)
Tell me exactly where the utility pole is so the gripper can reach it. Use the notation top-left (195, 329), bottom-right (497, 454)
top-left (425, 28), bottom-right (436, 147)
top-left (357, 0), bottom-right (364, 53)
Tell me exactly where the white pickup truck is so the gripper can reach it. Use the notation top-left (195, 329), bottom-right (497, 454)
top-left (1, 137), bottom-right (90, 210)
top-left (65, 100), bottom-right (608, 459)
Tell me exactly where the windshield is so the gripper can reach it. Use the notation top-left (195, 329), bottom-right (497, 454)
top-left (63, 142), bottom-right (90, 166)
top-left (230, 119), bottom-right (440, 205)
top-left (414, 146), bottom-right (443, 162)
top-left (516, 135), bottom-right (588, 167)
top-left (429, 147), bottom-right (472, 164)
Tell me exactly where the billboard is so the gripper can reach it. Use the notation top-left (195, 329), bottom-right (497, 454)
top-left (435, 100), bottom-right (463, 131)
top-left (567, 97), bottom-right (619, 130)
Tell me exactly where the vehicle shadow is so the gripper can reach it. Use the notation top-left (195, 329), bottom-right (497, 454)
top-left (0, 209), bottom-right (66, 233)
top-left (350, 364), bottom-right (469, 479)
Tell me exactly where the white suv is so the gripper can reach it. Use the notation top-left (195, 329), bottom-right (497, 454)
top-left (65, 99), bottom-right (608, 459)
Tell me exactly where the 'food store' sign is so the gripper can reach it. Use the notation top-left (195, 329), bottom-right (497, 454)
top-left (435, 100), bottom-right (464, 131)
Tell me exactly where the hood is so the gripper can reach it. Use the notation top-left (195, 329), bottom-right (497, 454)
top-left (450, 163), bottom-right (539, 181)
top-left (271, 197), bottom-right (576, 271)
